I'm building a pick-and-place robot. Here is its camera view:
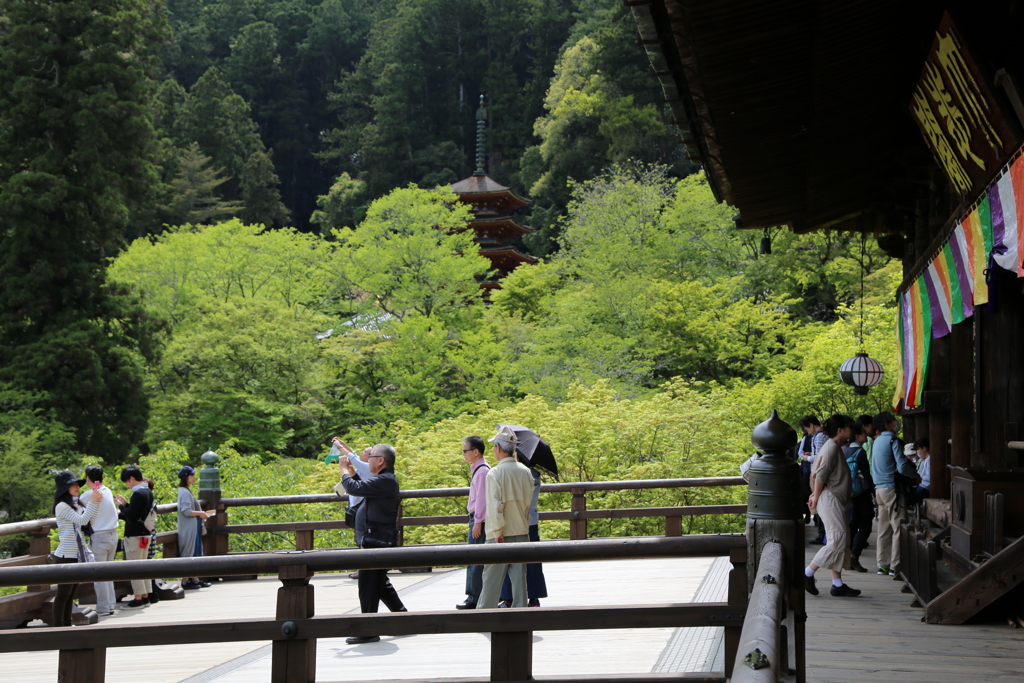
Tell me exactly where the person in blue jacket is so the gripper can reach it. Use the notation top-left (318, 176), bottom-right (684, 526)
top-left (870, 412), bottom-right (917, 577)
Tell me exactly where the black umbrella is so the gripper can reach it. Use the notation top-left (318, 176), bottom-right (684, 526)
top-left (498, 424), bottom-right (558, 476)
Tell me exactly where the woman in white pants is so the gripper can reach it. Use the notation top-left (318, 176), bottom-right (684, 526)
top-left (804, 414), bottom-right (861, 598)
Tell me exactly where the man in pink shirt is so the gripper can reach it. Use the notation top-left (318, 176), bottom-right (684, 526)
top-left (457, 435), bottom-right (490, 609)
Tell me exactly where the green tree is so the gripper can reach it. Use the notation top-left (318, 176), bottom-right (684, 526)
top-left (311, 172), bottom-right (367, 232)
top-left (161, 142), bottom-right (244, 224)
top-left (240, 149), bottom-right (290, 227)
top-left (0, 0), bottom-right (168, 459)
top-left (336, 185), bottom-right (489, 321)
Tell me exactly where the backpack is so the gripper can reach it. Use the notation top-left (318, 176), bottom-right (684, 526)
top-left (846, 448), bottom-right (865, 497)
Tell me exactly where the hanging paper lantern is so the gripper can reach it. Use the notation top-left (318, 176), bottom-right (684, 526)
top-left (839, 352), bottom-right (884, 395)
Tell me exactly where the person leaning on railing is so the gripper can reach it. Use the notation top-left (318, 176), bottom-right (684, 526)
top-left (79, 465), bottom-right (120, 617)
top-left (177, 466), bottom-right (212, 590)
top-left (51, 470), bottom-right (103, 627)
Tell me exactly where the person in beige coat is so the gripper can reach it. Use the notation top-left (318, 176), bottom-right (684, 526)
top-left (804, 414), bottom-right (862, 598)
top-left (476, 425), bottom-right (535, 608)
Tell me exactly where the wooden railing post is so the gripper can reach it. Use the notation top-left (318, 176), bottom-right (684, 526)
top-left (724, 545), bottom-right (748, 678)
top-left (27, 530), bottom-right (50, 592)
top-left (295, 530), bottom-right (314, 551)
top-left (491, 630), bottom-right (533, 681)
top-left (570, 488), bottom-right (587, 540)
top-left (199, 449), bottom-right (229, 557)
top-left (664, 515), bottom-right (683, 536)
top-left (272, 564), bottom-right (315, 683)
top-left (745, 410), bottom-right (804, 683)
top-left (57, 647), bottom-right (106, 683)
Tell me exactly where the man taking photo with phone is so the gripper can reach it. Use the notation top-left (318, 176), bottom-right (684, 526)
top-left (115, 465), bottom-right (155, 609)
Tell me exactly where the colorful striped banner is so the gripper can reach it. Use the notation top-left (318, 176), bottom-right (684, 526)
top-left (894, 147), bottom-right (1024, 410)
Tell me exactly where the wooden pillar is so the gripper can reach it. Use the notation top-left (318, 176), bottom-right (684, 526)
top-left (397, 501), bottom-right (405, 547)
top-left (724, 546), bottom-right (747, 679)
top-left (569, 488), bottom-right (586, 540)
top-left (28, 530), bottom-right (51, 592)
top-left (162, 535), bottom-right (179, 559)
top-left (490, 631), bottom-right (533, 681)
top-left (950, 319), bottom-right (973, 468)
top-left (57, 648), bottom-right (106, 683)
top-left (271, 565), bottom-right (315, 683)
top-left (295, 530), bottom-right (314, 551)
top-left (930, 409), bottom-right (951, 500)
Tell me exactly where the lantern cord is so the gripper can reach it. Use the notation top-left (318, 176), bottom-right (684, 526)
top-left (859, 231), bottom-right (866, 348)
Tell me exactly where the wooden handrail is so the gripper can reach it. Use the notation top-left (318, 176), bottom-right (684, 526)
top-left (0, 602), bottom-right (743, 653)
top-left (732, 541), bottom-right (785, 682)
top-left (0, 534), bottom-right (746, 588)
top-left (218, 476), bottom-right (748, 507)
top-left (0, 502), bottom-right (186, 538)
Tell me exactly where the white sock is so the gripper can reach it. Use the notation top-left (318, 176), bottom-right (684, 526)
top-left (804, 566), bottom-right (815, 577)
top-left (832, 579), bottom-right (843, 587)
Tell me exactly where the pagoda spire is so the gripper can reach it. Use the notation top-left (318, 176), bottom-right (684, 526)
top-left (473, 94), bottom-right (486, 176)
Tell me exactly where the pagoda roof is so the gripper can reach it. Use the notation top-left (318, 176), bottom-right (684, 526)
top-left (450, 174), bottom-right (529, 208)
top-left (471, 217), bottom-right (532, 237)
top-left (479, 246), bottom-right (537, 270)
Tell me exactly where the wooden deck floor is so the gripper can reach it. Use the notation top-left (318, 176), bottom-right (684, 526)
top-left (802, 524), bottom-right (1024, 683)
top-left (3, 526), bottom-right (1023, 683)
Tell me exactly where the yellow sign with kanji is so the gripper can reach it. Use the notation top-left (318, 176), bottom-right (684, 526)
top-left (910, 12), bottom-right (1015, 197)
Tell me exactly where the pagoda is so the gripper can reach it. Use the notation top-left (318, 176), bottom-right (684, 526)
top-left (450, 96), bottom-right (536, 294)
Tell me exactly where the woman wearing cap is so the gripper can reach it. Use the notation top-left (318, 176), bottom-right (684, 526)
top-left (177, 466), bottom-right (211, 589)
top-left (52, 470), bottom-right (104, 626)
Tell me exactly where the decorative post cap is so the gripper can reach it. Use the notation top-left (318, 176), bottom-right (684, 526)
top-left (199, 449), bottom-right (221, 492)
top-left (750, 409), bottom-right (798, 455)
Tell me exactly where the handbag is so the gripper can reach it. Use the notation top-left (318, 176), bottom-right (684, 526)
top-left (361, 523), bottom-right (398, 549)
top-left (345, 503), bottom-right (358, 529)
top-left (75, 528), bottom-right (95, 564)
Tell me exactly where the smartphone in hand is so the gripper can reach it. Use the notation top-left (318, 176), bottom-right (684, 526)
top-left (92, 481), bottom-right (101, 491)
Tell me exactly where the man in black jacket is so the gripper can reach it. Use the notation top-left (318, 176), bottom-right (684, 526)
top-left (114, 465), bottom-right (154, 609)
top-left (337, 443), bottom-right (407, 644)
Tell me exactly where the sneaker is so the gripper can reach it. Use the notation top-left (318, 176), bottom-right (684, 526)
top-left (348, 571), bottom-right (360, 580)
top-left (877, 566), bottom-right (891, 575)
top-left (96, 610), bottom-right (114, 617)
top-left (804, 574), bottom-right (818, 596)
top-left (528, 598), bottom-right (540, 607)
top-left (890, 568), bottom-right (899, 578)
top-left (183, 580), bottom-right (200, 590)
top-left (850, 558), bottom-right (868, 573)
top-left (123, 599), bottom-right (147, 609)
top-left (830, 583), bottom-right (861, 597)
top-left (497, 599), bottom-right (512, 608)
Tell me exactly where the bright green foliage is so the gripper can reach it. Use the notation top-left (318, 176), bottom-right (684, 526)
top-left (0, 0), bottom-right (168, 461)
top-left (311, 172), bottom-right (368, 232)
top-left (147, 297), bottom-right (331, 455)
top-left (109, 221), bottom-right (337, 456)
top-left (335, 186), bottom-right (489, 321)
top-left (109, 220), bottom-right (336, 325)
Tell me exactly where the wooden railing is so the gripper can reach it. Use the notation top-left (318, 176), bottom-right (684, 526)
top-left (731, 541), bottom-right (788, 682)
top-left (210, 476), bottom-right (749, 552)
top-left (0, 477), bottom-right (746, 627)
top-left (0, 535), bottom-right (748, 683)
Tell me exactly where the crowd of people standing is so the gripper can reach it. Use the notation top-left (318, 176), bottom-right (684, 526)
top-left (799, 411), bottom-right (930, 598)
top-left (48, 463), bottom-right (214, 627)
